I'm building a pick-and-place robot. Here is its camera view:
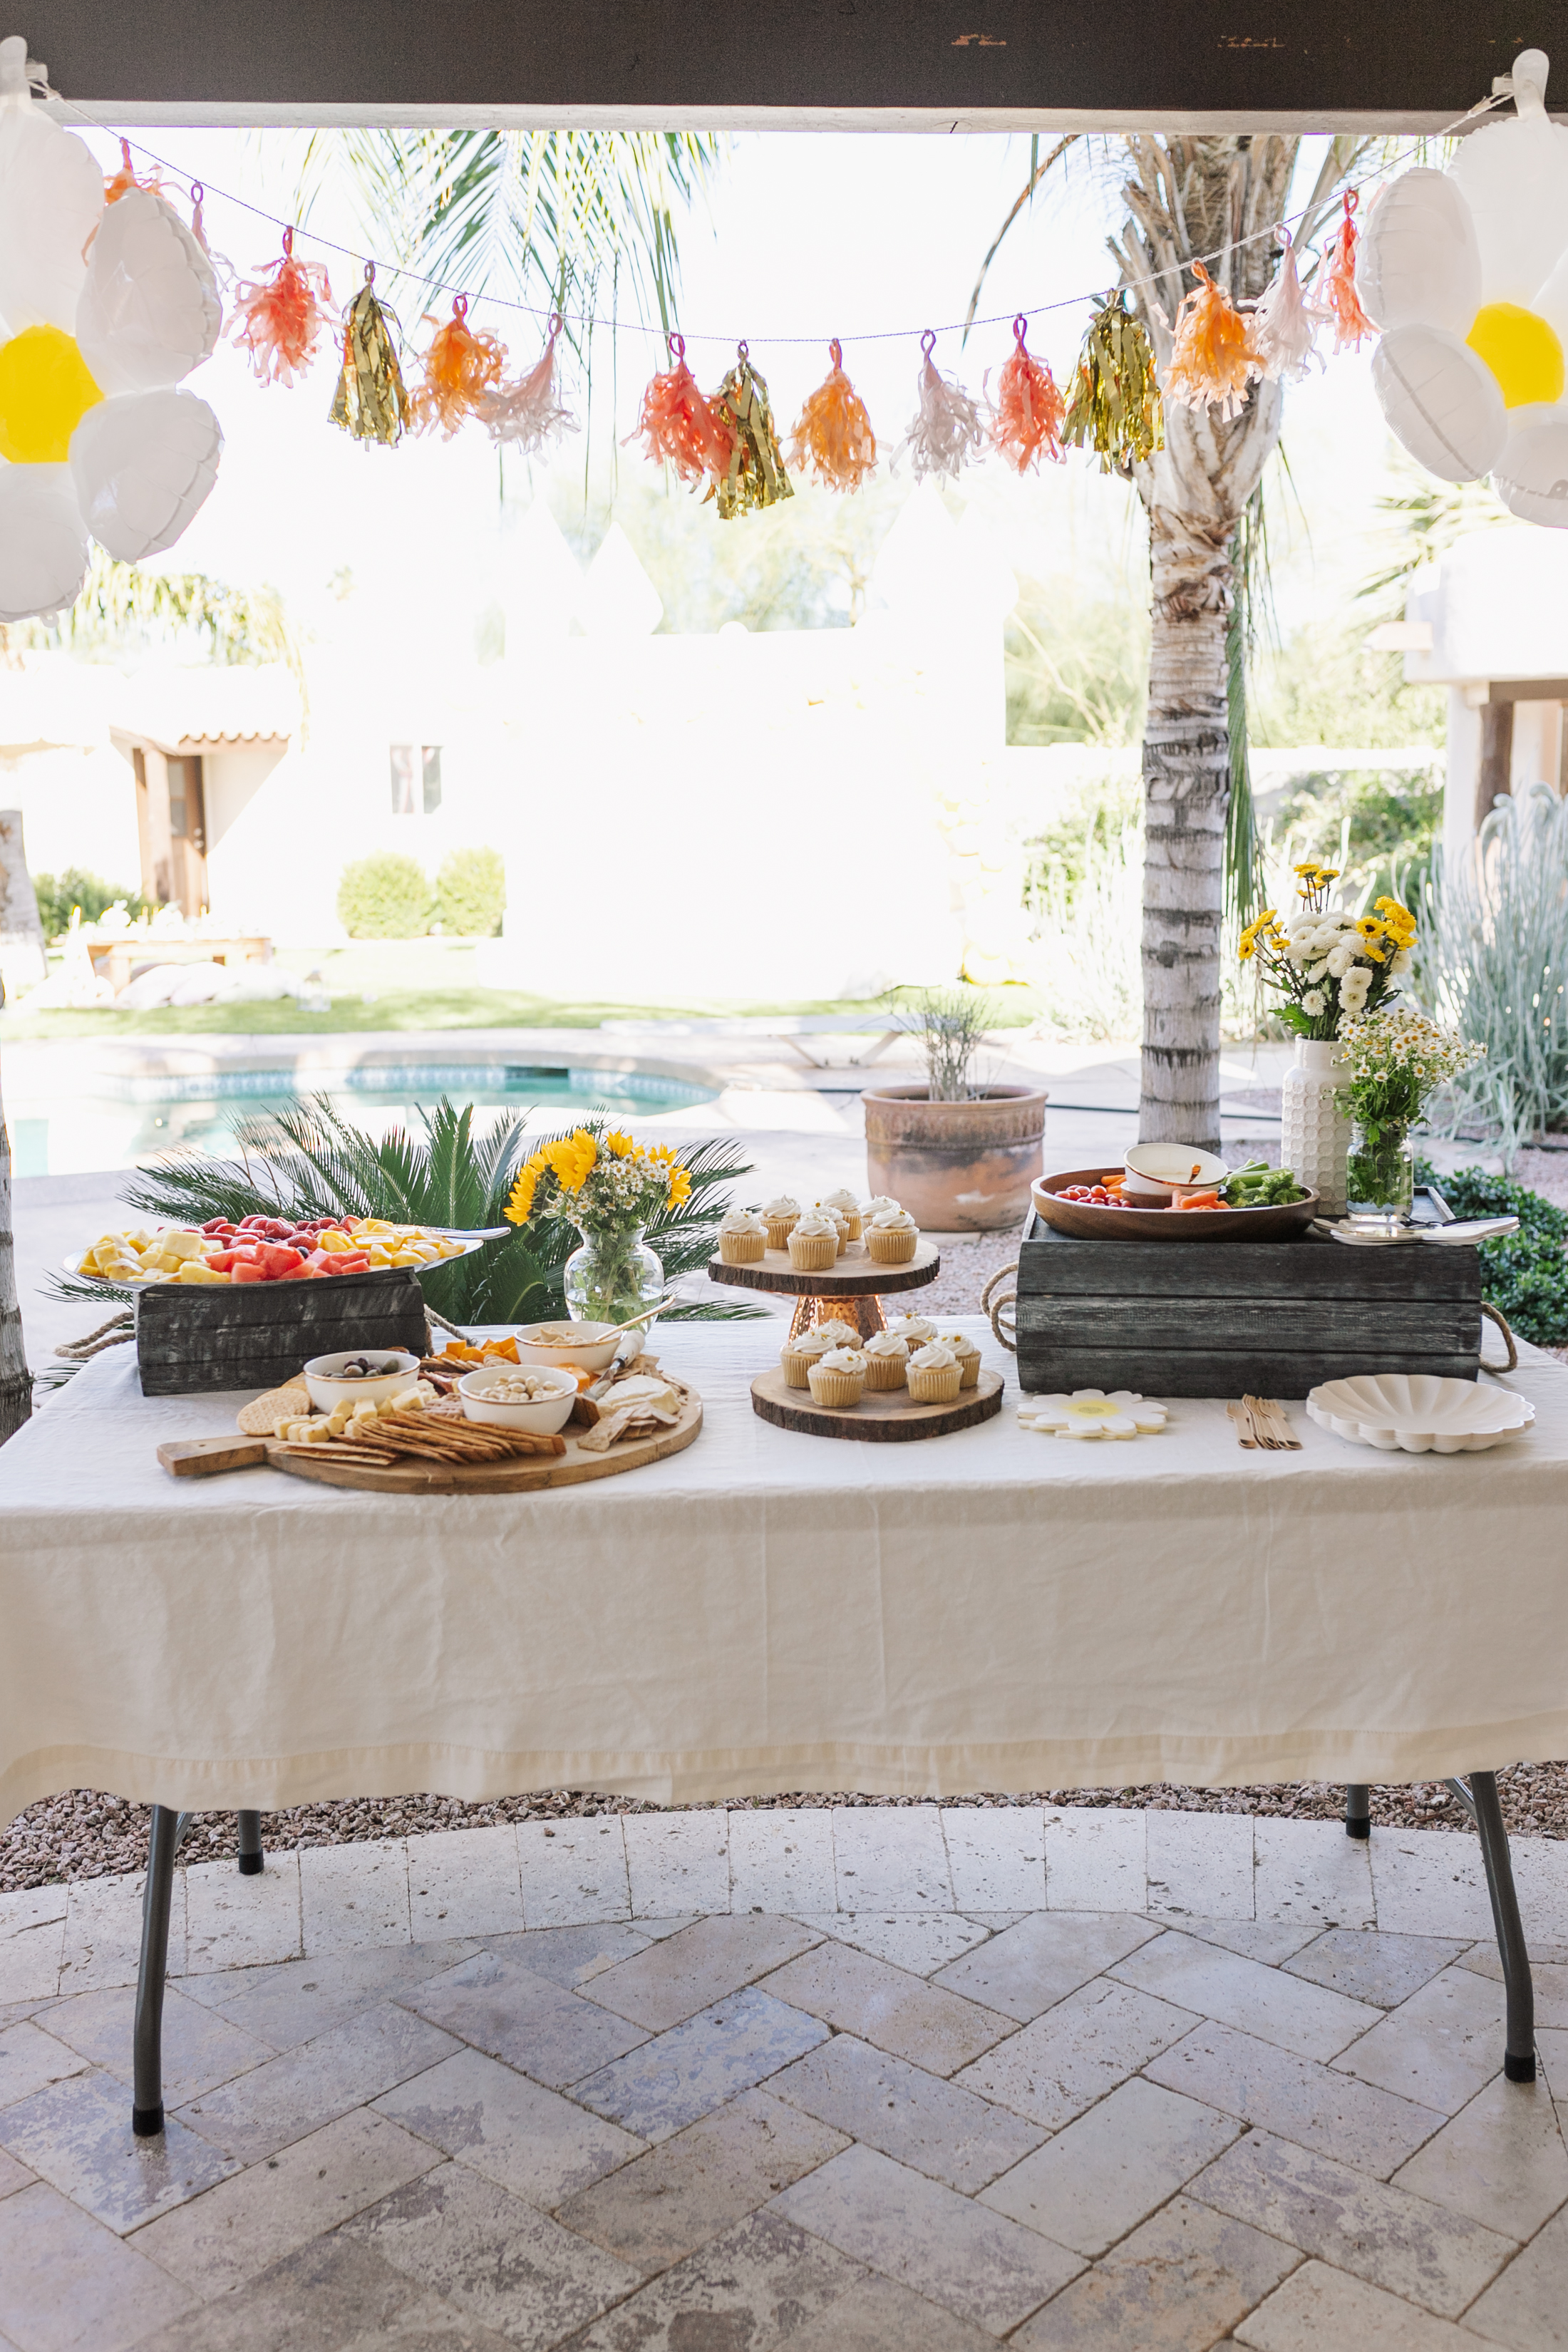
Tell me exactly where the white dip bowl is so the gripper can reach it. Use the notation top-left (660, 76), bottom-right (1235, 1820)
top-left (1123, 1144), bottom-right (1229, 1202)
top-left (510, 1321), bottom-right (624, 1373)
top-left (304, 1350), bottom-right (422, 1412)
top-left (458, 1366), bottom-right (578, 1434)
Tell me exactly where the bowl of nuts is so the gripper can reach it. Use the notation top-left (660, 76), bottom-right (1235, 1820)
top-left (304, 1350), bottom-right (423, 1413)
top-left (457, 1365), bottom-right (579, 1435)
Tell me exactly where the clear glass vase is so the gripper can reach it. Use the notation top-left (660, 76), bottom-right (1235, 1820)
top-left (562, 1224), bottom-right (665, 1332)
top-left (1346, 1120), bottom-right (1415, 1233)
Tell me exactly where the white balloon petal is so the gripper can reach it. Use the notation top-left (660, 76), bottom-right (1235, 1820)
top-left (76, 189), bottom-right (222, 393)
top-left (1356, 169), bottom-right (1481, 336)
top-left (0, 103), bottom-right (103, 335)
top-left (1450, 103), bottom-right (1568, 306)
top-left (1492, 402), bottom-right (1568, 526)
top-left (68, 388), bottom-right (222, 562)
top-left (0, 463), bottom-right (89, 621)
top-left (1372, 324), bottom-right (1507, 482)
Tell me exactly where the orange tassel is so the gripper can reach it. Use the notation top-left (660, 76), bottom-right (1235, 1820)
top-left (103, 137), bottom-right (164, 205)
top-left (1319, 191), bottom-right (1377, 352)
top-left (1160, 262), bottom-right (1262, 420)
top-left (989, 316), bottom-right (1065, 473)
top-left (625, 333), bottom-right (733, 484)
top-left (411, 295), bottom-right (507, 437)
top-left (788, 339), bottom-right (877, 492)
top-left (229, 228), bottom-right (336, 388)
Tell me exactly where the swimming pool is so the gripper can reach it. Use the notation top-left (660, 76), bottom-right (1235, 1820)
top-left (8, 1063), bottom-right (720, 1178)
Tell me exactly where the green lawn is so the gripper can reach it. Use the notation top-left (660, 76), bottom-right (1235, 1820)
top-left (1, 940), bottom-right (1045, 1042)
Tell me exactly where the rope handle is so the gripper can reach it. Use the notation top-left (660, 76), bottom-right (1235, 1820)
top-left (981, 1262), bottom-right (1018, 1354)
top-left (55, 1311), bottom-right (134, 1361)
top-left (1480, 1300), bottom-right (1519, 1373)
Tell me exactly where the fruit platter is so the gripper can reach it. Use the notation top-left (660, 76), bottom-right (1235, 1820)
top-left (1033, 1160), bottom-right (1319, 1244)
top-left (66, 1214), bottom-right (497, 1289)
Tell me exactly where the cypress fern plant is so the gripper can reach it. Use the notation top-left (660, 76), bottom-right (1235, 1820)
top-left (52, 1097), bottom-right (760, 1328)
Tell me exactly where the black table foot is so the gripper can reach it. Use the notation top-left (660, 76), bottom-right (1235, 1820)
top-left (133, 1805), bottom-right (188, 2135)
top-left (237, 1810), bottom-right (264, 1875)
top-left (1448, 1771), bottom-right (1536, 2083)
top-left (1345, 1785), bottom-right (1371, 1840)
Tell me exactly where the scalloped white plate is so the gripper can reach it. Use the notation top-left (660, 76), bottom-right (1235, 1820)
top-left (1306, 1373), bottom-right (1535, 1455)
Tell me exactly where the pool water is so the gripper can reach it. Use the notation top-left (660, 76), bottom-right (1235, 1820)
top-left (9, 1064), bottom-right (718, 1178)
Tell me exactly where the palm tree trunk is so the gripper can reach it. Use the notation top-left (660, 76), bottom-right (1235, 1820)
top-left (0, 1045), bottom-right (32, 1441)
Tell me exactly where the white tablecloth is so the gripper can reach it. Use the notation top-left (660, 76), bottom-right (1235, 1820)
top-left (3, 1321), bottom-right (1566, 1825)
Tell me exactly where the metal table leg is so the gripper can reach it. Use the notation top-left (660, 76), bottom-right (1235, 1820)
top-left (1345, 1785), bottom-right (1371, 1840)
top-left (1447, 1772), bottom-right (1536, 2083)
top-left (133, 1806), bottom-right (192, 2135)
top-left (237, 1810), bottom-right (264, 1875)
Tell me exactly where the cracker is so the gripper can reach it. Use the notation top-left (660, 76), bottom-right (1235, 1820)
top-left (237, 1379), bottom-right (309, 1436)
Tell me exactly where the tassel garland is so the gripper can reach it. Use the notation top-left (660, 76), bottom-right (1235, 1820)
top-left (1317, 191), bottom-right (1376, 351)
top-left (1062, 294), bottom-right (1163, 470)
top-left (788, 339), bottom-right (877, 491)
top-left (329, 266), bottom-right (411, 448)
top-left (1251, 227), bottom-right (1326, 385)
top-left (411, 295), bottom-right (507, 437)
top-left (1160, 262), bottom-right (1262, 419)
top-left (626, 334), bottom-right (733, 484)
top-left (229, 228), bottom-right (336, 387)
top-left (897, 332), bottom-right (987, 482)
top-left (989, 316), bottom-right (1065, 473)
top-left (709, 344), bottom-right (793, 520)
top-left (103, 137), bottom-right (164, 205)
top-left (478, 312), bottom-right (578, 455)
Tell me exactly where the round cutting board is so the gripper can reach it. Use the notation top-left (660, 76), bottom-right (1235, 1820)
top-left (709, 1239), bottom-right (939, 1299)
top-left (264, 1386), bottom-right (703, 1491)
top-left (751, 1365), bottom-right (1003, 1442)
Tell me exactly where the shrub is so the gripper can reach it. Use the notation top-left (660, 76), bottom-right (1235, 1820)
top-left (34, 869), bottom-right (146, 938)
top-left (1416, 1159), bottom-right (1568, 1347)
top-left (435, 847), bottom-right (506, 938)
top-left (336, 854), bottom-right (430, 939)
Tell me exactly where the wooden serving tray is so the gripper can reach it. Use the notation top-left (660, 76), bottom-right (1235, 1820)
top-left (1033, 1169), bottom-right (1320, 1244)
top-left (158, 1386), bottom-right (703, 1492)
top-left (709, 1240), bottom-right (939, 1299)
top-left (751, 1365), bottom-right (1003, 1443)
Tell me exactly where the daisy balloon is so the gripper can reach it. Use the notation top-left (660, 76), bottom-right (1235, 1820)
top-left (0, 36), bottom-right (222, 623)
top-left (1017, 1390), bottom-right (1170, 1441)
top-left (1357, 47), bottom-right (1568, 525)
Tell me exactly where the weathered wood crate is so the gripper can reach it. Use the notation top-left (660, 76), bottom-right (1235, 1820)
top-left (135, 1270), bottom-right (430, 1397)
top-left (1015, 1214), bottom-right (1482, 1398)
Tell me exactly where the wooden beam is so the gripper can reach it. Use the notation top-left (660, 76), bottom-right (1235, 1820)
top-left (23, 1), bottom-right (1564, 132)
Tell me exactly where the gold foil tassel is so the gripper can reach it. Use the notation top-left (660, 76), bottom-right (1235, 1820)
top-left (1062, 293), bottom-right (1163, 473)
top-left (708, 343), bottom-right (793, 520)
top-left (329, 265), bottom-right (411, 447)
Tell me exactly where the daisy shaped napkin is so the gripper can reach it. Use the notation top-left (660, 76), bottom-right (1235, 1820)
top-left (1017, 1389), bottom-right (1169, 1440)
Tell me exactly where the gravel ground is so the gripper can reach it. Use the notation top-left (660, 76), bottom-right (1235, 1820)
top-left (7, 1202), bottom-right (1564, 1894)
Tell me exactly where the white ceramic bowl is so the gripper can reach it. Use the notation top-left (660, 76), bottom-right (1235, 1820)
top-left (458, 1366), bottom-right (578, 1434)
top-left (510, 1321), bottom-right (624, 1373)
top-left (1306, 1373), bottom-right (1536, 1455)
top-left (1123, 1144), bottom-right (1229, 1202)
top-left (304, 1351), bottom-right (421, 1412)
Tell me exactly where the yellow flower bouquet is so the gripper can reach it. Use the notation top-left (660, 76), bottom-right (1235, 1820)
top-left (505, 1125), bottom-right (693, 1328)
top-left (1240, 864), bottom-right (1416, 1041)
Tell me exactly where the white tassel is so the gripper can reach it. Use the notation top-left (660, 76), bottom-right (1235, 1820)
top-left (479, 312), bottom-right (578, 455)
top-left (895, 331), bottom-right (987, 482)
top-left (1252, 226), bottom-right (1328, 386)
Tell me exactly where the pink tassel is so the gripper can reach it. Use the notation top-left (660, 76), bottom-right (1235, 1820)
top-left (478, 313), bottom-right (579, 455)
top-left (896, 332), bottom-right (987, 482)
top-left (1252, 227), bottom-right (1326, 384)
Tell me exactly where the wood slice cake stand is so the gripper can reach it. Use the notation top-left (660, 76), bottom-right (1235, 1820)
top-left (708, 1239), bottom-right (939, 1340)
top-left (751, 1364), bottom-right (1004, 1443)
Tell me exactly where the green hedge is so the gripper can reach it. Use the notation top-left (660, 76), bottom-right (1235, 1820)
top-left (336, 854), bottom-right (432, 939)
top-left (435, 847), bottom-right (506, 938)
top-left (1416, 1160), bottom-right (1568, 1348)
top-left (34, 869), bottom-right (147, 939)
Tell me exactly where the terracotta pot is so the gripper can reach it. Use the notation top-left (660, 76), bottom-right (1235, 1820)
top-left (862, 1084), bottom-right (1048, 1232)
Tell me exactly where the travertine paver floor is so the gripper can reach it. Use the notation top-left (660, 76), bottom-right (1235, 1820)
top-left (1, 1806), bottom-right (1567, 2350)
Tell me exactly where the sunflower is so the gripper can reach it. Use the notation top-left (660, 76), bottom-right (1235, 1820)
top-left (604, 1130), bottom-right (638, 1158)
top-left (542, 1130), bottom-right (599, 1195)
top-left (505, 1148), bottom-right (550, 1226)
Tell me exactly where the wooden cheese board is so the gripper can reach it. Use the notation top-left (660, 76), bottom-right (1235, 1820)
top-left (157, 1384), bottom-right (703, 1492)
top-left (750, 1364), bottom-right (1004, 1443)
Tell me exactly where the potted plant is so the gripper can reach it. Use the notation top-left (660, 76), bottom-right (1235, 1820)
top-left (862, 991), bottom-right (1048, 1232)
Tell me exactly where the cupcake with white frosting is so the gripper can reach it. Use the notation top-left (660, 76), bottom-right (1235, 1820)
top-left (813, 1318), bottom-right (862, 1351)
top-left (814, 1202), bottom-right (850, 1255)
top-left (907, 1339), bottom-right (961, 1404)
top-left (808, 1345), bottom-right (867, 1408)
top-left (944, 1331), bottom-right (983, 1390)
top-left (788, 1208), bottom-right (840, 1273)
top-left (822, 1186), bottom-right (863, 1242)
top-left (862, 1329), bottom-right (909, 1391)
top-left (865, 1204), bottom-right (920, 1266)
top-left (861, 1195), bottom-right (902, 1219)
top-left (762, 1193), bottom-right (800, 1251)
top-left (718, 1207), bottom-right (768, 1266)
top-left (780, 1328), bottom-right (832, 1388)
top-left (884, 1312), bottom-right (936, 1351)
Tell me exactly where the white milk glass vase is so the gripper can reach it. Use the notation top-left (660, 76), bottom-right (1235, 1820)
top-left (1281, 1038), bottom-right (1352, 1214)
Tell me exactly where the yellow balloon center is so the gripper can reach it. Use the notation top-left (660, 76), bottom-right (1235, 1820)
top-left (0, 325), bottom-right (105, 464)
top-left (1466, 302), bottom-right (1566, 409)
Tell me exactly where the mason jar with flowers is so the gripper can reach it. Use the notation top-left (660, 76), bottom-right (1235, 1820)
top-left (1337, 1006), bottom-right (1485, 1232)
top-left (1239, 865), bottom-right (1418, 1214)
top-left (505, 1126), bottom-right (691, 1328)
